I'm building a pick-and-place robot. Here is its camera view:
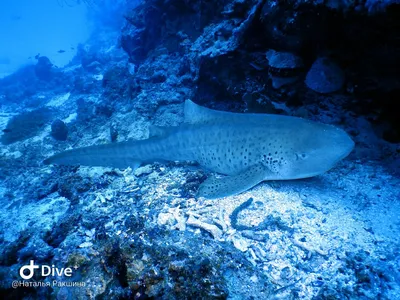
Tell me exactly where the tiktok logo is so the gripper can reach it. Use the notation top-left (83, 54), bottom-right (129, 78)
top-left (19, 260), bottom-right (39, 280)
top-left (18, 260), bottom-right (74, 280)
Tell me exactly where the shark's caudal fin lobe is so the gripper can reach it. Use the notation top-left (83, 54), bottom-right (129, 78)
top-left (43, 141), bottom-right (141, 169)
top-left (197, 164), bottom-right (271, 199)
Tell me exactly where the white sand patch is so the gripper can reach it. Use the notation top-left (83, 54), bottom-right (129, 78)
top-left (46, 92), bottom-right (71, 107)
top-left (64, 112), bottom-right (77, 123)
top-left (0, 195), bottom-right (70, 242)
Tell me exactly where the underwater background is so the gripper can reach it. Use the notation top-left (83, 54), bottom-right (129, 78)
top-left (0, 0), bottom-right (399, 299)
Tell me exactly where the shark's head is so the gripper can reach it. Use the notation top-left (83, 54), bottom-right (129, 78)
top-left (282, 122), bottom-right (354, 179)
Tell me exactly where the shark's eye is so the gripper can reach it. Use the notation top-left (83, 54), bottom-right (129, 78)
top-left (296, 153), bottom-right (308, 160)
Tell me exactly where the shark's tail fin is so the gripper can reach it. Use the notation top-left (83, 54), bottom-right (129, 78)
top-left (43, 140), bottom-right (142, 169)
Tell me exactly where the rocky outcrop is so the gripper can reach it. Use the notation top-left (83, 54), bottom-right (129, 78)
top-left (120, 0), bottom-right (399, 141)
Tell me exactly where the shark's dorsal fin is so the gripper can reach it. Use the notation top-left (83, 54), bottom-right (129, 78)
top-left (184, 99), bottom-right (242, 124)
top-left (184, 99), bottom-right (286, 125)
top-left (197, 163), bottom-right (272, 199)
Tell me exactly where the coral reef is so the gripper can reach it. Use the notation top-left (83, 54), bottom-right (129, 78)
top-left (34, 56), bottom-right (54, 81)
top-left (0, 0), bottom-right (399, 299)
top-left (51, 119), bottom-right (68, 141)
top-left (1, 108), bottom-right (52, 145)
top-left (305, 57), bottom-right (345, 93)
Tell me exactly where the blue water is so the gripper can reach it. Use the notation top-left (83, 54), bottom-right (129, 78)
top-left (0, 0), bottom-right (90, 78)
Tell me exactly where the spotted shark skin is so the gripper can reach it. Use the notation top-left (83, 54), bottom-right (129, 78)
top-left (44, 100), bottom-right (354, 198)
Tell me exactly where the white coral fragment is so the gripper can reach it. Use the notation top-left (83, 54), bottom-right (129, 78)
top-left (186, 215), bottom-right (223, 240)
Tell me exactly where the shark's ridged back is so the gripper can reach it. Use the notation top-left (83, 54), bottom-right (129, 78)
top-left (185, 99), bottom-right (306, 127)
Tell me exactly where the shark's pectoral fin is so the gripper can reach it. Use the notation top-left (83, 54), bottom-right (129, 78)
top-left (197, 164), bottom-right (271, 199)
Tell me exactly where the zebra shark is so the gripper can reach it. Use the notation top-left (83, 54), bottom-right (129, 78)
top-left (44, 100), bottom-right (354, 198)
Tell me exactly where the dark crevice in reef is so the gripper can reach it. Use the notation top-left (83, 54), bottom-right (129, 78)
top-left (104, 242), bottom-right (129, 288)
top-left (357, 89), bottom-right (400, 143)
top-left (43, 212), bottom-right (82, 248)
top-left (0, 232), bottom-right (30, 266)
top-left (0, 287), bottom-right (38, 300)
top-left (195, 53), bottom-right (247, 109)
top-left (195, 2), bottom-right (400, 142)
top-left (249, 3), bottom-right (400, 90)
